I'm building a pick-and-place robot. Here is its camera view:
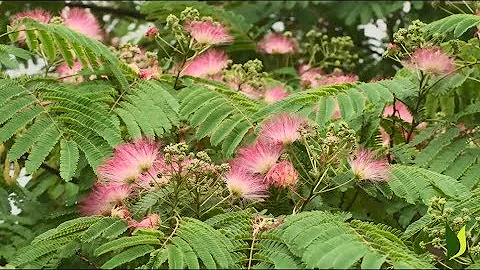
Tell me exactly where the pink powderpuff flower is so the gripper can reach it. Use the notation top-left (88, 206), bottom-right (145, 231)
top-left (78, 182), bottom-right (131, 216)
top-left (298, 64), bottom-right (324, 88)
top-left (402, 47), bottom-right (455, 76)
top-left (56, 61), bottom-right (84, 83)
top-left (348, 148), bottom-right (391, 182)
top-left (225, 165), bottom-right (268, 200)
top-left (259, 113), bottom-right (307, 145)
top-left (235, 141), bottom-right (284, 174)
top-left (383, 101), bottom-right (413, 123)
top-left (10, 9), bottom-right (52, 44)
top-left (61, 7), bottom-right (103, 40)
top-left (139, 66), bottom-right (161, 80)
top-left (258, 33), bottom-right (298, 54)
top-left (264, 85), bottom-right (289, 104)
top-left (137, 159), bottom-right (171, 190)
top-left (265, 161), bottom-right (299, 188)
top-left (184, 20), bottom-right (233, 45)
top-left (319, 73), bottom-right (358, 86)
top-left (129, 214), bottom-right (161, 229)
top-left (98, 138), bottom-right (162, 185)
top-left (181, 49), bottom-right (229, 79)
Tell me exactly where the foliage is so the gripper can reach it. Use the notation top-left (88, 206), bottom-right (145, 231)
top-left (0, 1), bottom-right (479, 269)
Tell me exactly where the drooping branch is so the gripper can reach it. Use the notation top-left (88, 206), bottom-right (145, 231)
top-left (65, 2), bottom-right (146, 20)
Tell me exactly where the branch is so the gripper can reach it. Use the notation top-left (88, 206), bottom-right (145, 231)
top-left (65, 2), bottom-right (146, 20)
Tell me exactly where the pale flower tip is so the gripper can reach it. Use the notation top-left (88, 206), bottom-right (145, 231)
top-left (403, 46), bottom-right (455, 76)
top-left (185, 20), bottom-right (233, 45)
top-left (348, 147), bottom-right (391, 182)
top-left (258, 33), bottom-right (298, 54)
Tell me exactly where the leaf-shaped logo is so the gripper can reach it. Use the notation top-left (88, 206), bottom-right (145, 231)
top-left (446, 224), bottom-right (467, 260)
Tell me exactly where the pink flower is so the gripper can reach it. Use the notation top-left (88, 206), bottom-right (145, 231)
top-left (264, 85), bottom-right (289, 104)
top-left (319, 73), bottom-right (358, 86)
top-left (61, 7), bottom-right (103, 40)
top-left (56, 61), bottom-right (84, 83)
top-left (181, 49), bottom-right (229, 79)
top-left (259, 113), bottom-right (307, 145)
top-left (145, 25), bottom-right (159, 38)
top-left (265, 161), bottom-right (299, 188)
top-left (78, 182), bottom-right (131, 216)
top-left (402, 47), bottom-right (455, 76)
top-left (298, 64), bottom-right (324, 88)
top-left (10, 9), bottom-right (52, 43)
top-left (184, 20), bottom-right (233, 45)
top-left (11, 8), bottom-right (52, 24)
top-left (258, 33), bottom-right (298, 54)
top-left (139, 66), bottom-right (160, 80)
top-left (383, 101), bottom-right (413, 123)
top-left (98, 138), bottom-right (162, 186)
top-left (348, 148), bottom-right (391, 182)
top-left (224, 165), bottom-right (268, 200)
top-left (129, 214), bottom-right (161, 229)
top-left (235, 141), bottom-right (284, 174)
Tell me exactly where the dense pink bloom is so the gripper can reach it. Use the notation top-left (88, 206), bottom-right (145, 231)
top-left (145, 25), bottom-right (159, 38)
top-left (258, 33), bottom-right (298, 54)
top-left (185, 20), bottom-right (233, 45)
top-left (259, 113), bottom-right (307, 145)
top-left (11, 8), bottom-right (52, 24)
top-left (348, 148), bottom-right (391, 182)
top-left (11, 9), bottom-right (52, 43)
top-left (224, 165), bottom-right (268, 200)
top-left (265, 161), bottom-right (298, 188)
top-left (319, 73), bottom-right (358, 86)
top-left (98, 138), bottom-right (162, 185)
top-left (264, 85), bottom-right (289, 104)
top-left (56, 61), bottom-right (84, 83)
top-left (181, 49), bottom-right (229, 79)
top-left (383, 101), bottom-right (413, 123)
top-left (61, 7), bottom-right (103, 40)
top-left (298, 64), bottom-right (324, 88)
top-left (235, 141), bottom-right (284, 174)
top-left (129, 214), bottom-right (161, 229)
top-left (78, 182), bottom-right (131, 216)
top-left (402, 47), bottom-right (455, 76)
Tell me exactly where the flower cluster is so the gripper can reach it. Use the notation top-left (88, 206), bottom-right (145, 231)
top-left (302, 30), bottom-right (358, 71)
top-left (78, 138), bottom-right (227, 228)
top-left (224, 113), bottom-right (306, 199)
top-left (402, 46), bottom-right (456, 76)
top-left (11, 7), bottom-right (103, 44)
top-left (113, 43), bottom-right (161, 80)
top-left (298, 64), bottom-right (358, 89)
